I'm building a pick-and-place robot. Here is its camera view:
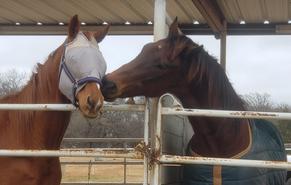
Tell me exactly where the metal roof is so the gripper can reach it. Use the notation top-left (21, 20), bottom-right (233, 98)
top-left (0, 0), bottom-right (290, 35)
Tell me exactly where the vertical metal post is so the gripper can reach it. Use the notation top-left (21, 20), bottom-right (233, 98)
top-left (154, 0), bottom-right (167, 41)
top-left (123, 143), bottom-right (127, 184)
top-left (150, 1), bottom-right (167, 185)
top-left (124, 158), bottom-right (127, 184)
top-left (152, 93), bottom-right (163, 185)
top-left (143, 98), bottom-right (150, 185)
top-left (220, 20), bottom-right (227, 70)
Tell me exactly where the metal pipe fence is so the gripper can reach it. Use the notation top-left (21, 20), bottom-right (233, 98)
top-left (0, 103), bottom-right (146, 158)
top-left (152, 93), bottom-right (291, 185)
top-left (0, 148), bottom-right (142, 158)
top-left (0, 103), bottom-right (148, 185)
top-left (0, 104), bottom-right (145, 112)
top-left (61, 183), bottom-right (142, 185)
top-left (60, 160), bottom-right (143, 165)
top-left (62, 138), bottom-right (144, 143)
top-left (60, 138), bottom-right (147, 185)
top-left (162, 107), bottom-right (291, 120)
top-left (1, 96), bottom-right (291, 185)
top-left (159, 155), bottom-right (291, 169)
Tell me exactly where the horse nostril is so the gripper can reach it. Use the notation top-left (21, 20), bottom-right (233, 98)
top-left (87, 96), bottom-right (96, 110)
top-left (102, 80), bottom-right (117, 94)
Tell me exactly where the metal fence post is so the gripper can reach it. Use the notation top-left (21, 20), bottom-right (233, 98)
top-left (151, 1), bottom-right (167, 185)
top-left (144, 98), bottom-right (150, 185)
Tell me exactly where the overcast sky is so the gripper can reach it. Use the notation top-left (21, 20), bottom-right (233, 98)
top-left (0, 35), bottom-right (290, 105)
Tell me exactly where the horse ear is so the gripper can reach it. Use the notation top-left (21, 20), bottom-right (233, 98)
top-left (68, 15), bottom-right (80, 39)
top-left (168, 17), bottom-right (179, 38)
top-left (94, 25), bottom-right (110, 43)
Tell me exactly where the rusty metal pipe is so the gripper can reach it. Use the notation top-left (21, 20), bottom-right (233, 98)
top-left (162, 107), bottom-right (291, 120)
top-left (0, 104), bottom-right (145, 112)
top-left (160, 154), bottom-right (291, 169)
top-left (0, 148), bottom-right (143, 158)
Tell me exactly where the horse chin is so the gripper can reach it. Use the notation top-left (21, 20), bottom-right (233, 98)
top-left (84, 113), bottom-right (99, 119)
top-left (102, 90), bottom-right (121, 102)
top-left (79, 108), bottom-right (100, 118)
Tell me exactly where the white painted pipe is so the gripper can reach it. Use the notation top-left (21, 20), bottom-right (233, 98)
top-left (63, 138), bottom-right (144, 143)
top-left (152, 1), bottom-right (167, 185)
top-left (162, 107), bottom-right (291, 120)
top-left (0, 104), bottom-right (76, 111)
top-left (0, 148), bottom-right (142, 158)
top-left (160, 154), bottom-right (291, 170)
top-left (154, 0), bottom-right (167, 41)
top-left (0, 104), bottom-right (145, 112)
top-left (143, 99), bottom-right (150, 185)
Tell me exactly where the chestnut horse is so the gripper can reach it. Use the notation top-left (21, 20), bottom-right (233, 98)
top-left (0, 15), bottom-right (108, 185)
top-left (102, 19), bottom-right (286, 184)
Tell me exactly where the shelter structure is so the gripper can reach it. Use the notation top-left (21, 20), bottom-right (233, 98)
top-left (1, 1), bottom-right (291, 185)
top-left (0, 0), bottom-right (291, 68)
top-left (1, 0), bottom-right (291, 67)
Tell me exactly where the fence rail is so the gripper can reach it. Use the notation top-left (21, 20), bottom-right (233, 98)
top-left (162, 107), bottom-right (291, 120)
top-left (159, 155), bottom-right (291, 169)
top-left (149, 93), bottom-right (291, 185)
top-left (1, 97), bottom-right (291, 185)
top-left (62, 138), bottom-right (144, 143)
top-left (0, 104), bottom-right (145, 112)
top-left (61, 160), bottom-right (143, 165)
top-left (0, 148), bottom-right (142, 158)
top-left (61, 183), bottom-right (143, 185)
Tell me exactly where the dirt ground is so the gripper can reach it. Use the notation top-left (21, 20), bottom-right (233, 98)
top-left (61, 157), bottom-right (144, 183)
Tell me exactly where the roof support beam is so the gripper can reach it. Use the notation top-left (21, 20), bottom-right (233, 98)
top-left (191, 0), bottom-right (225, 37)
top-left (220, 21), bottom-right (227, 70)
top-left (0, 25), bottom-right (153, 35)
top-left (1, 24), bottom-right (291, 36)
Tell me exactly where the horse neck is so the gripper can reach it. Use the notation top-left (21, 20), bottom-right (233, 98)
top-left (0, 46), bottom-right (71, 149)
top-left (174, 72), bottom-right (250, 157)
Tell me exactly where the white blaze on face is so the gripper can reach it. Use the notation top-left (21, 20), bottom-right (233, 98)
top-left (58, 32), bottom-right (107, 103)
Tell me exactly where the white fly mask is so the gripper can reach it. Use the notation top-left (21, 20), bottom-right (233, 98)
top-left (58, 32), bottom-right (107, 105)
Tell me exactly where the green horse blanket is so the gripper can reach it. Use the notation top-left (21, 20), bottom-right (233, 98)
top-left (183, 119), bottom-right (286, 185)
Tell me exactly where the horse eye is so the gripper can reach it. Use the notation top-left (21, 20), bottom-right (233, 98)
top-left (156, 64), bottom-right (165, 69)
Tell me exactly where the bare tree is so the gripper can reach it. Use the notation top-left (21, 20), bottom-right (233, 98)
top-left (0, 69), bottom-right (27, 97)
top-left (275, 103), bottom-right (291, 112)
top-left (243, 92), bottom-right (274, 111)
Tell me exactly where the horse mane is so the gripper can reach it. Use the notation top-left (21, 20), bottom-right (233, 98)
top-left (0, 43), bottom-right (71, 149)
top-left (175, 35), bottom-right (245, 110)
top-left (0, 44), bottom-right (67, 104)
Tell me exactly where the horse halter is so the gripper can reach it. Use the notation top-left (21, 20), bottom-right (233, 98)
top-left (58, 32), bottom-right (107, 106)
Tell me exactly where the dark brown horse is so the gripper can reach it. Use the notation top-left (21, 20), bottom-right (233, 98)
top-left (0, 15), bottom-right (108, 185)
top-left (102, 19), bottom-right (286, 184)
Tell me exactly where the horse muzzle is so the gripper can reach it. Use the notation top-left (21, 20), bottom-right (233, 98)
top-left (101, 77), bottom-right (119, 101)
top-left (76, 83), bottom-right (104, 118)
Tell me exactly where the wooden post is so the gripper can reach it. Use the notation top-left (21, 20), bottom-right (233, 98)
top-left (220, 20), bottom-right (227, 70)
